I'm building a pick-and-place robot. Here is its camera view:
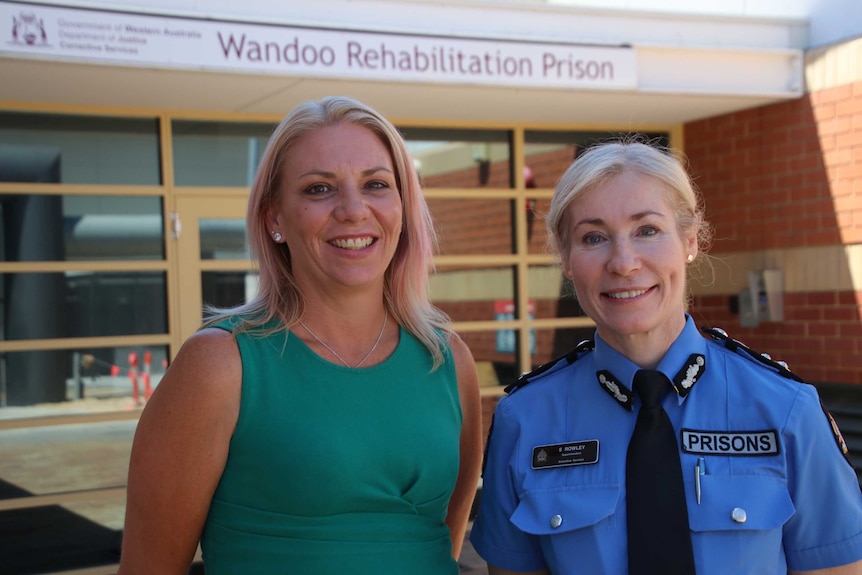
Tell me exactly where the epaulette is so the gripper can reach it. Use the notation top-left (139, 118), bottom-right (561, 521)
top-left (701, 326), bottom-right (804, 382)
top-left (504, 339), bottom-right (594, 394)
top-left (702, 326), bottom-right (854, 465)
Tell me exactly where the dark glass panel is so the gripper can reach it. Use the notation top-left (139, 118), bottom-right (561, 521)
top-left (0, 271), bottom-right (167, 341)
top-left (172, 120), bottom-right (276, 187)
top-left (202, 271), bottom-right (258, 310)
top-left (0, 112), bottom-right (160, 185)
top-left (0, 194), bottom-right (164, 262)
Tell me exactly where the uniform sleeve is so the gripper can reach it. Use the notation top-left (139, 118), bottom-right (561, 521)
top-left (469, 397), bottom-right (548, 572)
top-left (782, 384), bottom-right (862, 570)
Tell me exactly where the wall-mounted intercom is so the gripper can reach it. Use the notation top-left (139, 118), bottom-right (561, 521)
top-left (739, 269), bottom-right (784, 328)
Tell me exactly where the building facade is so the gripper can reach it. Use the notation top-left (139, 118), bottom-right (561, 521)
top-left (0, 0), bottom-right (860, 573)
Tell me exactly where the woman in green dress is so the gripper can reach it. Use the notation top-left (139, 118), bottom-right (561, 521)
top-left (118, 96), bottom-right (483, 574)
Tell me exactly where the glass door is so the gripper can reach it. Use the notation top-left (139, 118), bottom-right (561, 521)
top-left (175, 196), bottom-right (254, 344)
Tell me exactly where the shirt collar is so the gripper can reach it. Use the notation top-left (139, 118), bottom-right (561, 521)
top-left (593, 315), bottom-right (707, 411)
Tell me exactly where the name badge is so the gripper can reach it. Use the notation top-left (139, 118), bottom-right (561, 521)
top-left (532, 440), bottom-right (599, 469)
top-left (681, 428), bottom-right (780, 456)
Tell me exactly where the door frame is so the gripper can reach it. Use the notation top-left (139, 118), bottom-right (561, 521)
top-left (174, 195), bottom-right (253, 345)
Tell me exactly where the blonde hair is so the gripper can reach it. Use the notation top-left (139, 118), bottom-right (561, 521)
top-left (547, 140), bottom-right (711, 262)
top-left (204, 96), bottom-right (450, 367)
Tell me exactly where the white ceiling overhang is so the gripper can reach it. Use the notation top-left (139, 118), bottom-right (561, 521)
top-left (0, 1), bottom-right (807, 125)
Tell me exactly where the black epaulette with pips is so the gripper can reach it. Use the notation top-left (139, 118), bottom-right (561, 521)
top-left (701, 326), bottom-right (804, 382)
top-left (702, 326), bottom-right (854, 462)
top-left (504, 339), bottom-right (595, 394)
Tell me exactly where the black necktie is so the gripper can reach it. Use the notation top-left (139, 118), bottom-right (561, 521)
top-left (626, 369), bottom-right (696, 575)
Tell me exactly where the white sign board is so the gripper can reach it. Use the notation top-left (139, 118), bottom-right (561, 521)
top-left (0, 1), bottom-right (637, 90)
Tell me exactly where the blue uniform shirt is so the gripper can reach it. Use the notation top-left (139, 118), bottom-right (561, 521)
top-left (471, 315), bottom-right (862, 574)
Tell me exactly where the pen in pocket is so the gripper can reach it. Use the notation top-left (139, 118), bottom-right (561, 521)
top-left (695, 457), bottom-right (705, 504)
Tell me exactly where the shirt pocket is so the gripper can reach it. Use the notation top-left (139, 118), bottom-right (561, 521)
top-left (511, 484), bottom-right (620, 534)
top-left (510, 484), bottom-right (623, 573)
top-left (689, 475), bottom-right (795, 574)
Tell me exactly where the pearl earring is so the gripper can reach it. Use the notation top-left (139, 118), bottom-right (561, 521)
top-left (272, 231), bottom-right (283, 242)
top-left (687, 254), bottom-right (694, 263)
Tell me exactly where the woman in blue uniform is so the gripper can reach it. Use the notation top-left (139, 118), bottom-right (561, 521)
top-left (470, 140), bottom-right (862, 575)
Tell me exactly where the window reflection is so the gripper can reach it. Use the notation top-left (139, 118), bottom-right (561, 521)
top-left (199, 218), bottom-right (247, 260)
top-left (0, 194), bottom-right (164, 262)
top-left (527, 264), bottom-right (584, 320)
top-left (202, 271), bottom-right (258, 310)
top-left (427, 198), bottom-right (514, 255)
top-left (0, 345), bottom-right (167, 410)
top-left (400, 127), bottom-right (511, 188)
top-left (0, 420), bottom-right (134, 496)
top-left (0, 423), bottom-right (131, 571)
top-left (0, 112), bottom-right (160, 185)
top-left (524, 130), bottom-right (670, 190)
top-left (527, 197), bottom-right (551, 255)
top-left (457, 329), bottom-right (518, 389)
top-left (532, 326), bottom-right (596, 367)
top-left (172, 121), bottom-right (276, 187)
top-left (0, 271), bottom-right (167, 341)
top-left (432, 265), bottom-right (515, 323)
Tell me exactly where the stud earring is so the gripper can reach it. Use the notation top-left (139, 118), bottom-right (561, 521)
top-left (687, 254), bottom-right (694, 263)
top-left (272, 231), bottom-right (283, 242)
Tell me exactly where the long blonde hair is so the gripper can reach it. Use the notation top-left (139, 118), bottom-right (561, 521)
top-left (204, 96), bottom-right (450, 367)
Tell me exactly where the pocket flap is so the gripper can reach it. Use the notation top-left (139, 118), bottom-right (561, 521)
top-left (510, 485), bottom-right (620, 535)
top-left (689, 475), bottom-right (795, 532)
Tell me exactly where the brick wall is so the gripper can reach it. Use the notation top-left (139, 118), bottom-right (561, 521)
top-left (685, 80), bottom-right (862, 384)
top-left (691, 292), bottom-right (862, 384)
top-left (685, 84), bottom-right (862, 251)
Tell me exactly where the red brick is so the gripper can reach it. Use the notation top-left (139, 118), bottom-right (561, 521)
top-left (808, 322), bottom-right (839, 337)
top-left (808, 292), bottom-right (839, 305)
top-left (836, 97), bottom-right (862, 117)
top-left (822, 147), bottom-right (853, 168)
top-left (835, 130), bottom-right (862, 149)
top-left (838, 292), bottom-right (862, 306)
top-left (839, 323), bottom-right (862, 338)
top-left (815, 84), bottom-right (854, 105)
top-left (825, 336), bottom-right (859, 355)
top-left (786, 308), bottom-right (822, 321)
top-left (837, 163), bottom-right (862, 179)
top-left (824, 306), bottom-right (859, 320)
top-left (784, 293), bottom-right (807, 305)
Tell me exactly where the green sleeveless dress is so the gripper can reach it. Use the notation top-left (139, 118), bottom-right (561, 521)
top-left (200, 319), bottom-right (462, 574)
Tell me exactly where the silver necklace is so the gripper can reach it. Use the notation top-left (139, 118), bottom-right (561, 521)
top-left (300, 313), bottom-right (387, 368)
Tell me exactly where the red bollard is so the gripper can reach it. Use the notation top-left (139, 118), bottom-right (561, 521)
top-left (142, 350), bottom-right (153, 400)
top-left (128, 351), bottom-right (141, 405)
